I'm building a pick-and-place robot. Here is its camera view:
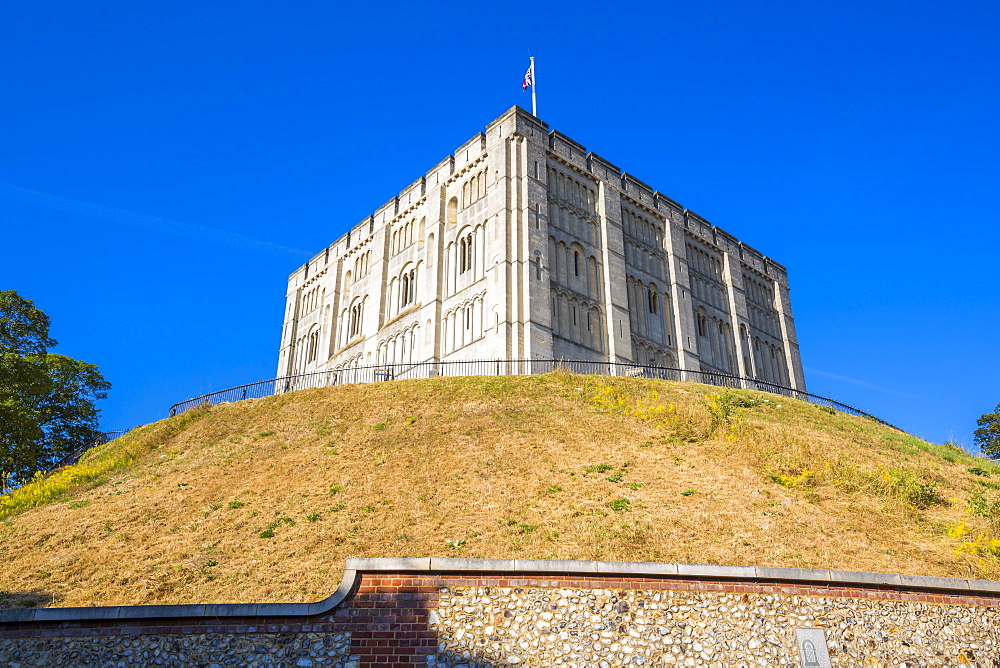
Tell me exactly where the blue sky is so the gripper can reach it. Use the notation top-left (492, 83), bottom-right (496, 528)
top-left (1, 1), bottom-right (997, 449)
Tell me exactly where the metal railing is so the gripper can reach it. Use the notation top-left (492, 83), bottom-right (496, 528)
top-left (45, 429), bottom-right (133, 472)
top-left (168, 359), bottom-right (901, 430)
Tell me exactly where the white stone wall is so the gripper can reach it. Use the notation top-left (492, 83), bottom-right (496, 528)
top-left (277, 107), bottom-right (805, 390)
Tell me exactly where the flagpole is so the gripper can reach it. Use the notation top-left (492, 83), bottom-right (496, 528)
top-left (530, 57), bottom-right (537, 117)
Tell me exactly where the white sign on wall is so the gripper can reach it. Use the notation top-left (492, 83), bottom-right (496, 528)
top-left (795, 628), bottom-right (832, 668)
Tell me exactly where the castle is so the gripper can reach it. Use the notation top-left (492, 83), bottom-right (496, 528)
top-left (277, 106), bottom-right (805, 390)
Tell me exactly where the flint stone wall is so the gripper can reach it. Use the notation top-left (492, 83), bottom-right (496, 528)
top-left (0, 632), bottom-right (353, 667)
top-left (2, 558), bottom-right (999, 667)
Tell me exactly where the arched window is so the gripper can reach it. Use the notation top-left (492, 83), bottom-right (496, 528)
top-left (306, 330), bottom-right (319, 363)
top-left (458, 233), bottom-right (473, 274)
top-left (349, 301), bottom-right (364, 339)
top-left (399, 267), bottom-right (417, 309)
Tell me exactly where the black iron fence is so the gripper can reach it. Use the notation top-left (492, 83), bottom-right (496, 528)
top-left (47, 429), bottom-right (133, 472)
top-left (168, 359), bottom-right (901, 431)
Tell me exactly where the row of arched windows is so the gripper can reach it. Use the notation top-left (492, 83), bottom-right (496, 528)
top-left (441, 294), bottom-right (485, 355)
top-left (390, 218), bottom-right (423, 256)
top-left (624, 239), bottom-right (668, 282)
top-left (335, 297), bottom-right (367, 350)
top-left (627, 276), bottom-right (673, 347)
top-left (742, 272), bottom-right (781, 338)
top-left (549, 166), bottom-right (597, 214)
top-left (547, 236), bottom-right (602, 302)
top-left (461, 170), bottom-right (487, 209)
top-left (695, 306), bottom-right (735, 374)
top-left (632, 338), bottom-right (675, 369)
top-left (686, 242), bottom-right (723, 281)
top-left (739, 324), bottom-right (789, 385)
top-left (548, 201), bottom-right (600, 246)
top-left (690, 273), bottom-right (728, 311)
top-left (687, 243), bottom-right (727, 312)
top-left (743, 273), bottom-right (774, 309)
top-left (550, 287), bottom-right (604, 352)
top-left (377, 323), bottom-right (420, 367)
top-left (385, 263), bottom-right (420, 321)
top-left (748, 303), bottom-right (781, 339)
top-left (622, 207), bottom-right (663, 248)
top-left (331, 355), bottom-right (365, 382)
top-left (302, 285), bottom-right (324, 314)
top-left (443, 223), bottom-right (487, 296)
top-left (291, 325), bottom-right (324, 372)
top-left (350, 249), bottom-right (372, 284)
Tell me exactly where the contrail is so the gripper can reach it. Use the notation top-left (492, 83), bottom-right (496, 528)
top-left (804, 366), bottom-right (925, 400)
top-left (0, 181), bottom-right (312, 258)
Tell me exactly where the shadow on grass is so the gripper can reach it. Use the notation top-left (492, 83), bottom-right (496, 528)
top-left (0, 589), bottom-right (55, 610)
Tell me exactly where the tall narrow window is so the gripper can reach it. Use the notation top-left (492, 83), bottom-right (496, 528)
top-left (349, 303), bottom-right (363, 339)
top-left (307, 331), bottom-right (318, 363)
top-left (648, 288), bottom-right (658, 314)
top-left (458, 234), bottom-right (473, 274)
top-left (573, 251), bottom-right (580, 277)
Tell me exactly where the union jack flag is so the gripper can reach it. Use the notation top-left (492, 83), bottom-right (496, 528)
top-left (522, 64), bottom-right (533, 91)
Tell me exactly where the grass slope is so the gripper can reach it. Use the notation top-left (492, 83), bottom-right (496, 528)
top-left (3, 372), bottom-right (1000, 609)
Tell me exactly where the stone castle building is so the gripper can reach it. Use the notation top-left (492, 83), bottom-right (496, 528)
top-left (277, 106), bottom-right (805, 389)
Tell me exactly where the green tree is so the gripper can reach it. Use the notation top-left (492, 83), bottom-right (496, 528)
top-left (976, 404), bottom-right (1000, 460)
top-left (0, 291), bottom-right (111, 492)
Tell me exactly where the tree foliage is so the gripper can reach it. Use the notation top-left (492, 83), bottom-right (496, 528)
top-left (976, 404), bottom-right (1000, 460)
top-left (0, 291), bottom-right (111, 492)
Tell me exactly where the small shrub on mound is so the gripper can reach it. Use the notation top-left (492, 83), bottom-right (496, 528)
top-left (968, 490), bottom-right (1000, 520)
top-left (0, 447), bottom-right (137, 520)
top-left (771, 468), bottom-right (817, 489)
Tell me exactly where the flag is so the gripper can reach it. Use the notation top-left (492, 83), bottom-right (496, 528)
top-left (522, 64), bottom-right (533, 91)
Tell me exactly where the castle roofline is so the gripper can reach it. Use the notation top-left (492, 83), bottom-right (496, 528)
top-left (486, 105), bottom-right (549, 132)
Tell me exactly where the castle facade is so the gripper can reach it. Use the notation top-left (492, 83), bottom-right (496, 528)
top-left (277, 107), bottom-right (805, 389)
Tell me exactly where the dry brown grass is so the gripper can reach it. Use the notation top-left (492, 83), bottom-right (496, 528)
top-left (3, 371), bottom-right (1000, 609)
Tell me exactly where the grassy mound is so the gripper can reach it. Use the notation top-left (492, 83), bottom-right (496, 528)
top-left (2, 372), bottom-right (1000, 609)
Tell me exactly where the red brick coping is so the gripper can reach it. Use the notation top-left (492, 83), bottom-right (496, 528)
top-left (4, 557), bottom-right (1000, 626)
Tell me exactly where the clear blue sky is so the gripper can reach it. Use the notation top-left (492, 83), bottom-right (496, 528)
top-left (2, 1), bottom-right (997, 450)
